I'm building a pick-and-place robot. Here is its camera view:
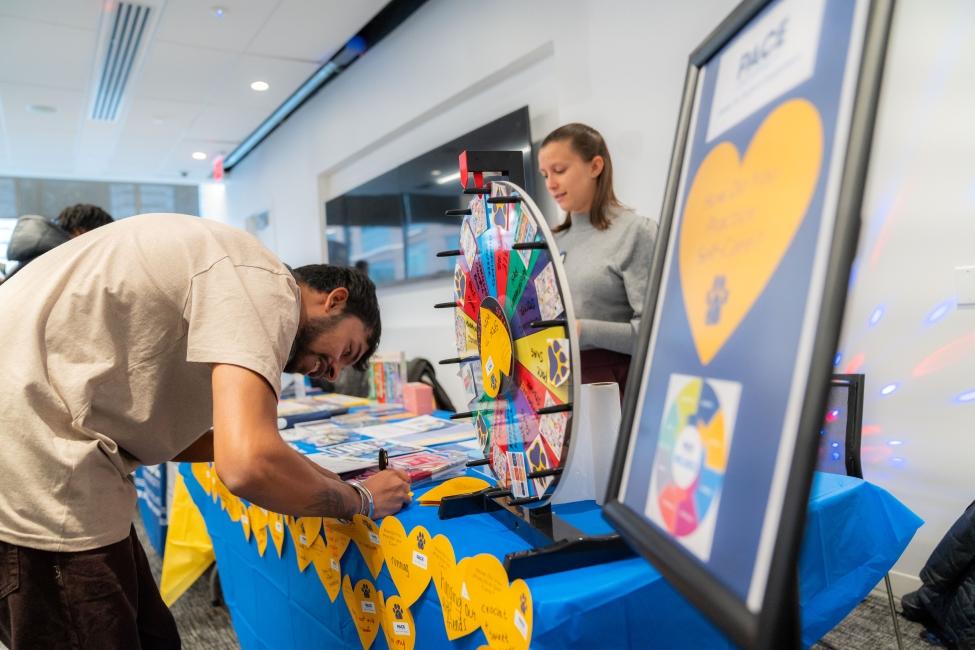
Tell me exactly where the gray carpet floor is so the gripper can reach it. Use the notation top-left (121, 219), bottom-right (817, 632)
top-left (22, 516), bottom-right (937, 650)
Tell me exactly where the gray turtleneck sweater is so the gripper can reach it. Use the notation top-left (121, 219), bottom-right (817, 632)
top-left (553, 204), bottom-right (658, 355)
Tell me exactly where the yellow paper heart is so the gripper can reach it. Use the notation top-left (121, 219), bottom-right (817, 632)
top-left (381, 594), bottom-right (417, 650)
top-left (323, 517), bottom-right (354, 562)
top-left (286, 516), bottom-right (321, 572)
top-left (418, 477), bottom-right (492, 505)
top-left (342, 575), bottom-right (382, 650)
top-left (428, 535), bottom-right (479, 640)
top-left (679, 98), bottom-right (823, 366)
top-left (379, 517), bottom-right (432, 607)
top-left (268, 511), bottom-right (285, 558)
top-left (464, 554), bottom-right (533, 650)
top-left (191, 462), bottom-right (212, 495)
top-left (309, 535), bottom-right (342, 602)
top-left (352, 515), bottom-right (385, 579)
top-left (247, 505), bottom-right (269, 556)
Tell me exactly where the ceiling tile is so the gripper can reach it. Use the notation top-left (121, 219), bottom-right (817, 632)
top-left (134, 40), bottom-right (237, 104)
top-left (185, 104), bottom-right (268, 142)
top-left (123, 97), bottom-right (205, 139)
top-left (206, 53), bottom-right (318, 111)
top-left (0, 0), bottom-right (103, 31)
top-left (0, 17), bottom-right (95, 90)
top-left (153, 0), bottom-right (279, 53)
top-left (0, 83), bottom-right (86, 135)
top-left (247, 0), bottom-right (387, 63)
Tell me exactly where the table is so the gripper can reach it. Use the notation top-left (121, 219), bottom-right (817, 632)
top-left (180, 464), bottom-right (921, 649)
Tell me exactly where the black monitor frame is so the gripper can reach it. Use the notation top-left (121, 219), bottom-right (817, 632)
top-left (602, 1), bottom-right (895, 647)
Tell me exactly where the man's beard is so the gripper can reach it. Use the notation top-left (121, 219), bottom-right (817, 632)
top-left (283, 313), bottom-right (343, 374)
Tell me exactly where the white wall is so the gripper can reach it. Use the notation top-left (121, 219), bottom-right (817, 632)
top-left (215, 0), bottom-right (975, 587)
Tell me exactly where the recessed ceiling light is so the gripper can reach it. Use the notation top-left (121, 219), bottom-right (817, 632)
top-left (211, 6), bottom-right (227, 18)
top-left (431, 169), bottom-right (441, 176)
top-left (26, 104), bottom-right (57, 114)
top-left (192, 151), bottom-right (207, 160)
top-left (250, 81), bottom-right (269, 92)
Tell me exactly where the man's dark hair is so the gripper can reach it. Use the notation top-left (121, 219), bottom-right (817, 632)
top-left (291, 264), bottom-right (381, 370)
top-left (56, 204), bottom-right (114, 235)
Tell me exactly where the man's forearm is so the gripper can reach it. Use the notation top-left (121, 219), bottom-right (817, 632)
top-left (221, 441), bottom-right (361, 519)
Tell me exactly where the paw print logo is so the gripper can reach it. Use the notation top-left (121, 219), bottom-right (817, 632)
top-left (393, 603), bottom-right (404, 620)
top-left (416, 531), bottom-right (426, 550)
top-left (547, 339), bottom-right (569, 386)
top-left (520, 593), bottom-right (528, 614)
top-left (361, 584), bottom-right (371, 599)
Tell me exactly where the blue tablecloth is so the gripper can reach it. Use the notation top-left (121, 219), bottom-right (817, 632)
top-left (181, 466), bottom-right (921, 649)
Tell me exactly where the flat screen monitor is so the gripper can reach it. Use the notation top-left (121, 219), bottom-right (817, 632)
top-left (602, 0), bottom-right (894, 647)
top-left (324, 107), bottom-right (533, 286)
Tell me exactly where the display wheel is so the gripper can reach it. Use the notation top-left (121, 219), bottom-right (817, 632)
top-left (447, 181), bottom-right (579, 504)
top-left (651, 377), bottom-right (728, 537)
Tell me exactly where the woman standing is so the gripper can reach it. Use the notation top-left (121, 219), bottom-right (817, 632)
top-left (537, 123), bottom-right (657, 395)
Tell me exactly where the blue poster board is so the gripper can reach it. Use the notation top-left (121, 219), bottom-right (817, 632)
top-left (136, 464), bottom-right (168, 555)
top-left (603, 0), bottom-right (895, 647)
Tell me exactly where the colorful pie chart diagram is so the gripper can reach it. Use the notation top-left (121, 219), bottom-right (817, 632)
top-left (646, 374), bottom-right (741, 560)
top-left (442, 180), bottom-right (579, 504)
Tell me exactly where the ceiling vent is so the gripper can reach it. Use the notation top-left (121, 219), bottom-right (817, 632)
top-left (89, 2), bottom-right (153, 121)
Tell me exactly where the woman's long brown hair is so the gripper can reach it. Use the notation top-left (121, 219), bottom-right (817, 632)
top-left (542, 123), bottom-right (621, 232)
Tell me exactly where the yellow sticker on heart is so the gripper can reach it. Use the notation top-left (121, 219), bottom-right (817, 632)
top-left (381, 594), bottom-right (417, 650)
top-left (247, 505), bottom-right (269, 556)
top-left (417, 477), bottom-right (492, 505)
top-left (323, 517), bottom-right (354, 562)
top-left (191, 462), bottom-right (212, 495)
top-left (679, 98), bottom-right (823, 366)
top-left (342, 575), bottom-right (382, 650)
top-left (352, 515), bottom-right (385, 579)
top-left (428, 535), bottom-right (478, 640)
top-left (379, 517), bottom-right (432, 607)
top-left (268, 511), bottom-right (285, 558)
top-left (309, 535), bottom-right (342, 602)
top-left (464, 554), bottom-right (533, 650)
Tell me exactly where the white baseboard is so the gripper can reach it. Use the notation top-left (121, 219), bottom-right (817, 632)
top-left (870, 570), bottom-right (922, 602)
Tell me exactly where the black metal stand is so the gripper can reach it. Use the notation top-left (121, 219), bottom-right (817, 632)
top-left (438, 488), bottom-right (634, 579)
top-left (765, 570), bottom-right (801, 649)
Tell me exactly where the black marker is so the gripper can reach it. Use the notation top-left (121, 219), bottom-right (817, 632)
top-left (378, 447), bottom-right (388, 471)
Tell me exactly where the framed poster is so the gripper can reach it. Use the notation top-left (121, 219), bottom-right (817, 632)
top-left (602, 0), bottom-right (894, 647)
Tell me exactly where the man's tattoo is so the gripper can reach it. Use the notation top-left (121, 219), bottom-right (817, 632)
top-left (309, 483), bottom-right (352, 518)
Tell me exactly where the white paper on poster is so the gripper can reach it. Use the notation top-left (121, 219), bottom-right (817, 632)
top-left (706, 0), bottom-right (825, 142)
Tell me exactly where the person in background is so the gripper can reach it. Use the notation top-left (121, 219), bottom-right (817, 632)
top-left (538, 123), bottom-right (657, 396)
top-left (0, 214), bottom-right (410, 648)
top-left (56, 203), bottom-right (114, 236)
top-left (354, 259), bottom-right (370, 276)
top-left (3, 204), bottom-right (114, 280)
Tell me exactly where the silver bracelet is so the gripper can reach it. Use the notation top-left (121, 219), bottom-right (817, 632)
top-left (349, 480), bottom-right (375, 519)
top-left (347, 480), bottom-right (368, 517)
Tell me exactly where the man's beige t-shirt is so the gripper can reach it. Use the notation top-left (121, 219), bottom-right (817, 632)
top-left (0, 213), bottom-right (299, 552)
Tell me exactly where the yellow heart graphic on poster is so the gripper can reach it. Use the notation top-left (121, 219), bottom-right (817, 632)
top-left (381, 594), bottom-right (417, 650)
top-left (323, 517), bottom-right (354, 562)
top-left (428, 535), bottom-right (478, 640)
top-left (267, 511), bottom-right (285, 558)
top-left (679, 98), bottom-right (823, 366)
top-left (352, 515), bottom-right (385, 579)
top-left (191, 462), bottom-right (212, 495)
top-left (417, 477), bottom-right (492, 505)
top-left (464, 554), bottom-right (533, 650)
top-left (379, 517), bottom-right (432, 607)
top-left (342, 575), bottom-right (382, 650)
top-left (309, 535), bottom-right (342, 602)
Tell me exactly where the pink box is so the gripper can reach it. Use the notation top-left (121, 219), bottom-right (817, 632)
top-left (403, 382), bottom-right (435, 415)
